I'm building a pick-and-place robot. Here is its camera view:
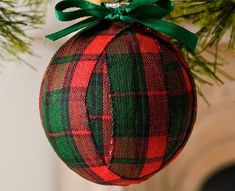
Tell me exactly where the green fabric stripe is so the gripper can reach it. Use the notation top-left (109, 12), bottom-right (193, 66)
top-left (51, 54), bottom-right (81, 65)
top-left (42, 88), bottom-right (87, 167)
top-left (51, 136), bottom-right (87, 167)
top-left (167, 94), bottom-right (188, 135)
top-left (163, 72), bottom-right (188, 161)
top-left (41, 66), bottom-right (54, 134)
top-left (40, 68), bottom-right (73, 167)
top-left (43, 89), bottom-right (67, 133)
top-left (41, 93), bottom-right (49, 134)
top-left (86, 71), bottom-right (104, 155)
top-left (106, 33), bottom-right (149, 137)
top-left (61, 85), bottom-right (87, 166)
top-left (162, 62), bottom-right (179, 71)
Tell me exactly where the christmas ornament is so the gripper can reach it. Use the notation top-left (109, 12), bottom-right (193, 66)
top-left (40, 0), bottom-right (198, 185)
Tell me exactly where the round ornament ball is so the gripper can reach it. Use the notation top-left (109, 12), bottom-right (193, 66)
top-left (39, 22), bottom-right (197, 185)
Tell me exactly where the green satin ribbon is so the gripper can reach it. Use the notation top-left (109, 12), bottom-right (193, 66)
top-left (46, 0), bottom-right (198, 52)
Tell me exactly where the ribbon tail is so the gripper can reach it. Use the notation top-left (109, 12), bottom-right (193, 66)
top-left (46, 17), bottom-right (101, 41)
top-left (124, 16), bottom-right (198, 52)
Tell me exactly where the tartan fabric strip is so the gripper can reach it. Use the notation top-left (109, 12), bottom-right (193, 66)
top-left (160, 42), bottom-right (197, 169)
top-left (39, 22), bottom-right (197, 185)
top-left (65, 22), bottom-right (130, 183)
top-left (86, 56), bottom-right (105, 157)
top-left (86, 54), bottom-right (114, 165)
top-left (105, 30), bottom-right (150, 179)
top-left (159, 42), bottom-right (195, 163)
top-left (40, 23), bottom-right (106, 169)
top-left (135, 33), bottom-right (168, 177)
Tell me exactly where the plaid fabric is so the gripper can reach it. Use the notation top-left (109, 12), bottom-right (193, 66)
top-left (39, 21), bottom-right (197, 185)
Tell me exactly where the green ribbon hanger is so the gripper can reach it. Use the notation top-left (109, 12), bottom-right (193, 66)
top-left (46, 0), bottom-right (198, 52)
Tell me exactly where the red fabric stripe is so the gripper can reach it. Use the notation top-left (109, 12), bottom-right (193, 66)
top-left (47, 65), bottom-right (58, 92)
top-left (114, 179), bottom-right (143, 185)
top-left (89, 166), bottom-right (120, 181)
top-left (71, 167), bottom-right (104, 183)
top-left (140, 162), bottom-right (162, 178)
top-left (136, 33), bottom-right (169, 177)
top-left (83, 36), bottom-right (113, 55)
top-left (145, 136), bottom-right (168, 158)
top-left (71, 61), bottom-right (97, 87)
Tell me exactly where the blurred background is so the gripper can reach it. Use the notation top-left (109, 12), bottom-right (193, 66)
top-left (0, 1), bottom-right (235, 191)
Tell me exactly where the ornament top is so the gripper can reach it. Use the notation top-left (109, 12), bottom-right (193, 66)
top-left (46, 0), bottom-right (198, 52)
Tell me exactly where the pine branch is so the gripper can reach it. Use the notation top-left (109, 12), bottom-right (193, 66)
top-left (167, 0), bottom-right (235, 96)
top-left (0, 0), bottom-right (46, 64)
top-left (0, 0), bottom-right (234, 98)
top-left (171, 0), bottom-right (235, 49)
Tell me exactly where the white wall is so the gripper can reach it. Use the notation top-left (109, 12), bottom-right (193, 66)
top-left (0, 2), bottom-right (61, 189)
top-left (0, 46), bottom-right (56, 191)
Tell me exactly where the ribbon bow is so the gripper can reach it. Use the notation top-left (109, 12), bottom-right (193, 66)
top-left (46, 0), bottom-right (198, 52)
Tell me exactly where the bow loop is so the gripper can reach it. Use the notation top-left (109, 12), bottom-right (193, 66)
top-left (105, 7), bottom-right (126, 21)
top-left (46, 0), bottom-right (198, 52)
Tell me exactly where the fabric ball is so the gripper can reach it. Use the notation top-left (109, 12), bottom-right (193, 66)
top-left (39, 22), bottom-right (197, 185)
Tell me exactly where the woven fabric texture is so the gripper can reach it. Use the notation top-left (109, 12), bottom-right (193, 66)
top-left (39, 21), bottom-right (197, 185)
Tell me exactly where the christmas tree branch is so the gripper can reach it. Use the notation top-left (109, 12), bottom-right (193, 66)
top-left (167, 0), bottom-right (235, 100)
top-left (171, 0), bottom-right (235, 49)
top-left (0, 0), bottom-right (234, 99)
top-left (0, 0), bottom-right (45, 64)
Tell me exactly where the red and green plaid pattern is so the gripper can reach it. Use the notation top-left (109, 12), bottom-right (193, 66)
top-left (39, 21), bottom-right (197, 185)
